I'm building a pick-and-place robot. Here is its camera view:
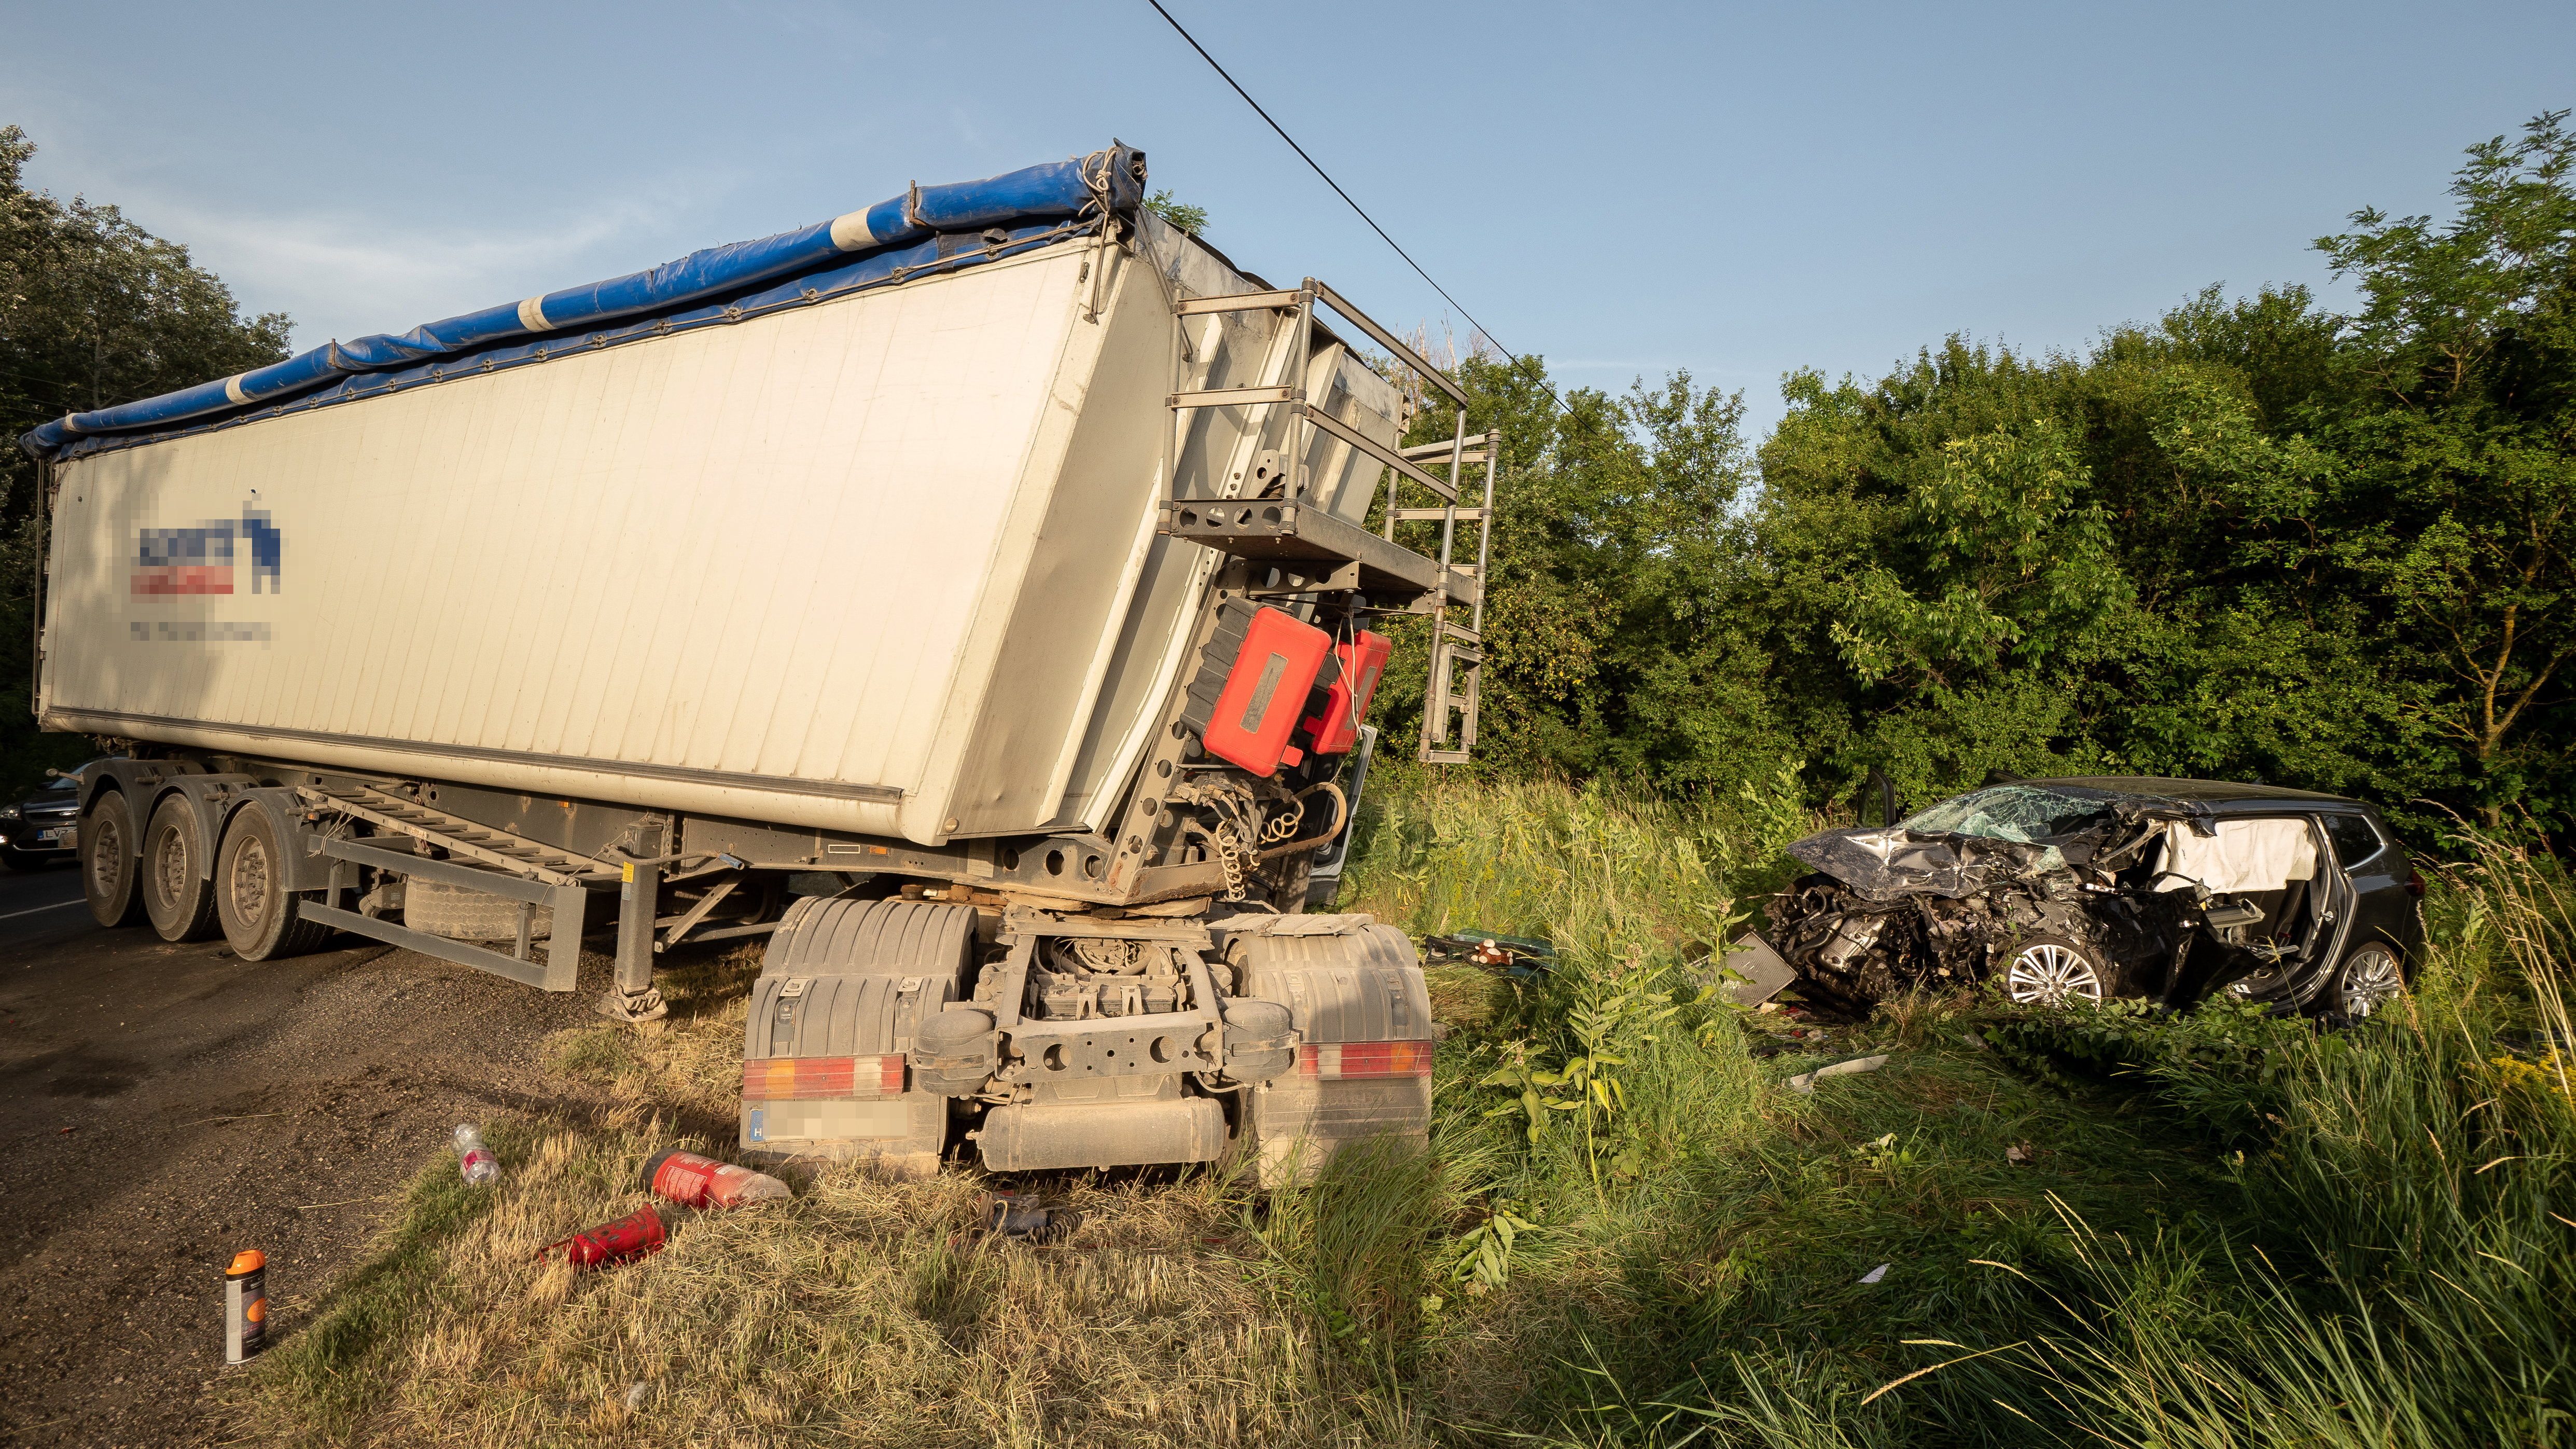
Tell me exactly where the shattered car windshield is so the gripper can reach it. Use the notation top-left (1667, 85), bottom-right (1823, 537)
top-left (1898, 785), bottom-right (2115, 845)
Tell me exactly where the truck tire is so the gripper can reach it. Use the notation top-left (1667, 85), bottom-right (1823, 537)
top-left (80, 790), bottom-right (147, 929)
top-left (215, 806), bottom-right (337, 961)
top-left (143, 795), bottom-right (222, 942)
top-left (403, 877), bottom-right (552, 942)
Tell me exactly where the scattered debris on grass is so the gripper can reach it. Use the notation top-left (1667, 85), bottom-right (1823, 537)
top-left (539, 1205), bottom-right (667, 1269)
top-left (1785, 1053), bottom-right (1891, 1094)
top-left (642, 1149), bottom-right (789, 1209)
top-left (1424, 929), bottom-right (1557, 977)
top-left (1710, 931), bottom-right (1800, 1006)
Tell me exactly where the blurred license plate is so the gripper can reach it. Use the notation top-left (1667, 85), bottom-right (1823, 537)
top-left (37, 827), bottom-right (67, 845)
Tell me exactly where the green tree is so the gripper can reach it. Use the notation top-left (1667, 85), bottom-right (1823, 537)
top-left (2316, 111), bottom-right (2576, 819)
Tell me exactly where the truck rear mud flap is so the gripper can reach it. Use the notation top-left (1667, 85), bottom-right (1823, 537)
top-left (1248, 1047), bottom-right (1433, 1186)
top-left (737, 899), bottom-right (976, 1178)
top-left (1225, 918), bottom-right (1437, 1186)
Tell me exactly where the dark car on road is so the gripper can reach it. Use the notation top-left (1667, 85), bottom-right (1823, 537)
top-left (0, 772), bottom-right (83, 871)
top-left (1762, 777), bottom-right (2422, 1019)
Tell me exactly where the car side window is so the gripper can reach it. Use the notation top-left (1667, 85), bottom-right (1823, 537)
top-left (2324, 813), bottom-right (2384, 869)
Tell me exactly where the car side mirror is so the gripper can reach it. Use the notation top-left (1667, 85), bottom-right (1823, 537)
top-left (1859, 767), bottom-right (1900, 829)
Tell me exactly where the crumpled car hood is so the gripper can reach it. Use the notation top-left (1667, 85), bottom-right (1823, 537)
top-left (1786, 827), bottom-right (2050, 902)
top-left (1787, 791), bottom-right (2198, 904)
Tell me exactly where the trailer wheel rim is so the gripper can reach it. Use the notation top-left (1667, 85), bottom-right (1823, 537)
top-left (88, 814), bottom-right (124, 898)
top-left (2007, 942), bottom-right (2102, 1005)
top-left (2337, 944), bottom-right (2404, 1018)
top-left (154, 825), bottom-right (189, 909)
top-left (230, 835), bottom-right (272, 926)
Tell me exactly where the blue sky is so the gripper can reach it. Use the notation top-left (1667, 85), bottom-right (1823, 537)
top-left (5, 1), bottom-right (2570, 438)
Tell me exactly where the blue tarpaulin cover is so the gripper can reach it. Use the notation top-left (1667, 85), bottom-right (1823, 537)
top-left (22, 145), bottom-right (1145, 462)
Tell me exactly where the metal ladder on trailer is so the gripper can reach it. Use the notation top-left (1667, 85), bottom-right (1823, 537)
top-left (1386, 430), bottom-right (1495, 764)
top-left (1161, 277), bottom-right (1494, 764)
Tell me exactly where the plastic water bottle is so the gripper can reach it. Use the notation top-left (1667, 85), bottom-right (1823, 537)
top-left (455, 1124), bottom-right (499, 1185)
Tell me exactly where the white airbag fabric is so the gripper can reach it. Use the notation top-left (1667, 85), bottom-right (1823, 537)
top-left (2156, 818), bottom-right (2317, 893)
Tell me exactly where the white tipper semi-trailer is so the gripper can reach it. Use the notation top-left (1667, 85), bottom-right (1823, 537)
top-left (23, 145), bottom-right (1498, 1180)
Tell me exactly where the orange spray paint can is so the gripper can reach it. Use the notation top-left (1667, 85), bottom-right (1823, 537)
top-left (225, 1250), bottom-right (267, 1363)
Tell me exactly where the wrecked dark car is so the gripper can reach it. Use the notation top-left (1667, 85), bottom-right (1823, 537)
top-left (1753, 777), bottom-right (2424, 1018)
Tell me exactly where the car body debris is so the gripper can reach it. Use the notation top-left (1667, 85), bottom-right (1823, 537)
top-left (981, 1191), bottom-right (1081, 1244)
top-left (1426, 930), bottom-right (1557, 977)
top-left (1709, 932), bottom-right (1800, 1006)
top-left (1859, 1263), bottom-right (1890, 1285)
top-left (1785, 1054), bottom-right (1890, 1093)
top-left (1758, 777), bottom-right (2425, 1016)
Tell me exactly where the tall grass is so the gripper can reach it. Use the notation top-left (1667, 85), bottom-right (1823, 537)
top-left (234, 776), bottom-right (2573, 1445)
top-left (1335, 776), bottom-right (2576, 1446)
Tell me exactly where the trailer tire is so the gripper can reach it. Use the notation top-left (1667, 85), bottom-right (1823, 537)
top-left (80, 790), bottom-right (148, 929)
top-left (143, 795), bottom-right (222, 942)
top-left (216, 807), bottom-right (336, 961)
top-left (403, 877), bottom-right (552, 942)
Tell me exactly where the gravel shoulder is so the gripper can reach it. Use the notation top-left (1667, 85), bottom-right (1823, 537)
top-left (0, 875), bottom-right (611, 1448)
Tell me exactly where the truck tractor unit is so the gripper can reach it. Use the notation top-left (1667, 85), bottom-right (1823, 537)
top-left (22, 145), bottom-right (1497, 1183)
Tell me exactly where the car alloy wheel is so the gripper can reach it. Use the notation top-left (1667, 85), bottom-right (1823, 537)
top-left (2006, 936), bottom-right (2105, 1006)
top-left (2336, 942), bottom-right (2405, 1018)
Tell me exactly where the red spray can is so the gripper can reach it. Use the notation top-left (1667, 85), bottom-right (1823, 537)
top-left (643, 1149), bottom-right (791, 1209)
top-left (540, 1206), bottom-right (667, 1268)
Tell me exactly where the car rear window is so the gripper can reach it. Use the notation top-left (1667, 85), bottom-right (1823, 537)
top-left (1898, 784), bottom-right (2116, 844)
top-left (2324, 813), bottom-right (2385, 868)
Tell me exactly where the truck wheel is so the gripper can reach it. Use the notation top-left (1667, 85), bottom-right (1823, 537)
top-left (143, 796), bottom-right (222, 942)
top-left (216, 808), bottom-right (336, 960)
top-left (403, 877), bottom-right (552, 941)
top-left (80, 790), bottom-right (148, 929)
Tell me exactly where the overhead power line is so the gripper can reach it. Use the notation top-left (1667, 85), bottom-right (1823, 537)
top-left (1141, 0), bottom-right (1514, 366)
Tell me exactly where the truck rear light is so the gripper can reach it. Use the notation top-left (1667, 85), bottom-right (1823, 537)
top-left (1298, 1040), bottom-right (1433, 1080)
top-left (1179, 601), bottom-right (1333, 775)
top-left (1302, 630), bottom-right (1391, 755)
top-left (741, 1055), bottom-right (906, 1100)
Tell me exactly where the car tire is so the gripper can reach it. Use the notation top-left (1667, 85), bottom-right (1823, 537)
top-left (215, 807), bottom-right (337, 961)
top-left (2003, 933), bottom-right (2122, 1006)
top-left (142, 796), bottom-right (224, 943)
top-left (2327, 936), bottom-right (2407, 1020)
top-left (80, 790), bottom-right (148, 929)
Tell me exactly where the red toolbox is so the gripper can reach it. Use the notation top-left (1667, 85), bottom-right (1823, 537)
top-left (1303, 629), bottom-right (1391, 754)
top-left (1180, 601), bottom-right (1334, 774)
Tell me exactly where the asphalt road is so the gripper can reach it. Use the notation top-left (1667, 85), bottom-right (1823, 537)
top-left (0, 860), bottom-right (606, 1447)
top-left (0, 857), bottom-right (90, 947)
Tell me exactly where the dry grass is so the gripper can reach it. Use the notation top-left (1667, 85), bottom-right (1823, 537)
top-left (234, 943), bottom-right (1431, 1449)
top-left (232, 780), bottom-right (2576, 1447)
